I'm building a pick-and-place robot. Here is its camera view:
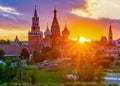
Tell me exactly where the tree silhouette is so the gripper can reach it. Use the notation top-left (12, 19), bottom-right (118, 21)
top-left (95, 66), bottom-right (106, 84)
top-left (0, 49), bottom-right (5, 59)
top-left (32, 50), bottom-right (41, 63)
top-left (20, 48), bottom-right (29, 60)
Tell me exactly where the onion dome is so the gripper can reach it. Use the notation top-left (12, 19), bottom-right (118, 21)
top-left (62, 25), bottom-right (70, 35)
top-left (44, 26), bottom-right (52, 36)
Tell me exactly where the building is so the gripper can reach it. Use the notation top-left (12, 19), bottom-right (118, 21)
top-left (0, 6), bottom-right (70, 57)
top-left (28, 6), bottom-right (43, 46)
top-left (99, 23), bottom-right (120, 61)
top-left (28, 6), bottom-right (70, 52)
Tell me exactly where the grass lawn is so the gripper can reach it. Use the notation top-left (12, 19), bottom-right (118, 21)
top-left (26, 69), bottom-right (108, 86)
top-left (0, 69), bottom-right (111, 86)
top-left (27, 69), bottom-right (63, 84)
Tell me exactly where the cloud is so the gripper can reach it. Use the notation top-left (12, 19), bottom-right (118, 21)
top-left (71, 0), bottom-right (120, 19)
top-left (0, 5), bottom-right (23, 20)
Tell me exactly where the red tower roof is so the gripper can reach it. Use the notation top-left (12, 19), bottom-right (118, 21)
top-left (34, 5), bottom-right (38, 17)
top-left (62, 25), bottom-right (70, 35)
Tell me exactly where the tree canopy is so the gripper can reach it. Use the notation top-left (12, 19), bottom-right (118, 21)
top-left (20, 48), bottom-right (29, 60)
top-left (0, 49), bottom-right (5, 59)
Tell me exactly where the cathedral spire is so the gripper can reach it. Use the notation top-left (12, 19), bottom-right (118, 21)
top-left (47, 23), bottom-right (49, 29)
top-left (54, 8), bottom-right (57, 17)
top-left (52, 8), bottom-right (59, 25)
top-left (51, 8), bottom-right (60, 34)
top-left (108, 23), bottom-right (113, 43)
top-left (34, 5), bottom-right (37, 17)
top-left (65, 22), bottom-right (67, 28)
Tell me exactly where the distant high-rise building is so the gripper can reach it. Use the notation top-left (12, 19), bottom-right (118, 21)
top-left (28, 5), bottom-right (43, 46)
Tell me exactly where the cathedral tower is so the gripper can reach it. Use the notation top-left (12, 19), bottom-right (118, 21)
top-left (28, 5), bottom-right (43, 46)
top-left (108, 23), bottom-right (113, 44)
top-left (51, 8), bottom-right (60, 48)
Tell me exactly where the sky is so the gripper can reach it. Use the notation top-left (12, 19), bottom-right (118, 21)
top-left (0, 0), bottom-right (120, 41)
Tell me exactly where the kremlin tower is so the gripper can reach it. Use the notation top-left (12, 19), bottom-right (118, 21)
top-left (28, 5), bottom-right (43, 46)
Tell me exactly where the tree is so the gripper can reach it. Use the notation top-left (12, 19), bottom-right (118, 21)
top-left (42, 46), bottom-right (51, 53)
top-left (0, 49), bottom-right (5, 59)
top-left (50, 48), bottom-right (61, 59)
top-left (59, 60), bottom-right (69, 82)
top-left (0, 39), bottom-right (10, 44)
top-left (95, 66), bottom-right (106, 84)
top-left (32, 50), bottom-right (41, 63)
top-left (29, 70), bottom-right (37, 84)
top-left (95, 56), bottom-right (114, 68)
top-left (0, 64), bottom-right (7, 83)
top-left (79, 63), bottom-right (95, 82)
top-left (0, 62), bottom-right (17, 83)
top-left (20, 48), bottom-right (29, 60)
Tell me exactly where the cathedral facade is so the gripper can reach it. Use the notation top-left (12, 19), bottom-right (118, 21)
top-left (99, 23), bottom-right (120, 61)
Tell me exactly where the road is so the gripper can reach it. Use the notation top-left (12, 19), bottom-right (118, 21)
top-left (105, 73), bottom-right (120, 85)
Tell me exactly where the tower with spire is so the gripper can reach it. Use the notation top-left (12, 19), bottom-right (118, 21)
top-left (108, 23), bottom-right (113, 44)
top-left (14, 36), bottom-right (20, 46)
top-left (51, 8), bottom-right (60, 48)
top-left (28, 5), bottom-right (43, 46)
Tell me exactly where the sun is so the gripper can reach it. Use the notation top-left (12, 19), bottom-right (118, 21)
top-left (79, 37), bottom-right (91, 43)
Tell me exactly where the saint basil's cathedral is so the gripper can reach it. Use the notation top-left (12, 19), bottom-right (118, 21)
top-left (28, 6), bottom-right (70, 50)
